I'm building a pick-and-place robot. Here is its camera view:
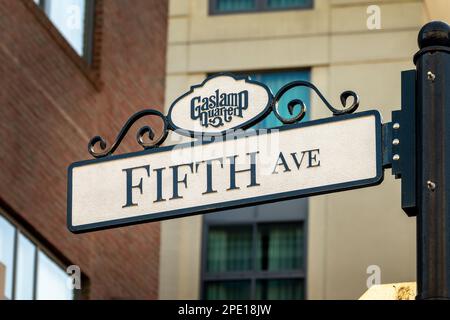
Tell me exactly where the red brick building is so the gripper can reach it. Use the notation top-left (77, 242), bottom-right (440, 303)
top-left (0, 0), bottom-right (167, 299)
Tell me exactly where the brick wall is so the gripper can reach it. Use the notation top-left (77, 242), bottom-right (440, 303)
top-left (0, 0), bottom-right (168, 299)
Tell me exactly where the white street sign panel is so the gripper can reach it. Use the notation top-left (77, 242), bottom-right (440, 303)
top-left (68, 111), bottom-right (382, 233)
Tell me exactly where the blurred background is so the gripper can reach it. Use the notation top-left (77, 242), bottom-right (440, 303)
top-left (1, 0), bottom-right (449, 300)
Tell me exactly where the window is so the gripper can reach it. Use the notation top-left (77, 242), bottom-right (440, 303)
top-left (201, 69), bottom-right (310, 299)
top-left (0, 211), bottom-right (74, 300)
top-left (210, 0), bottom-right (313, 14)
top-left (36, 252), bottom-right (74, 300)
top-left (33, 0), bottom-right (95, 64)
top-left (247, 70), bottom-right (311, 128)
top-left (203, 223), bottom-right (305, 300)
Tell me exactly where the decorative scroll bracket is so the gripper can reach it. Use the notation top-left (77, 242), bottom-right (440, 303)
top-left (88, 109), bottom-right (171, 158)
top-left (87, 74), bottom-right (360, 159)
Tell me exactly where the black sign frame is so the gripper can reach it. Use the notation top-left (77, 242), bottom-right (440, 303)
top-left (67, 110), bottom-right (383, 233)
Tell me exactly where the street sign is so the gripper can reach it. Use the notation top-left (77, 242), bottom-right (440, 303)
top-left (68, 110), bottom-right (382, 233)
top-left (66, 21), bottom-right (450, 300)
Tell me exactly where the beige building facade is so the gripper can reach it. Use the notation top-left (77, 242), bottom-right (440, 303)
top-left (159, 0), bottom-right (450, 299)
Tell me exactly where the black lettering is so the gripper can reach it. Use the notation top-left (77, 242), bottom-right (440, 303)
top-left (291, 152), bottom-right (307, 170)
top-left (227, 152), bottom-right (260, 190)
top-left (169, 163), bottom-right (194, 200)
top-left (122, 165), bottom-right (150, 208)
top-left (195, 157), bottom-right (224, 194)
top-left (305, 148), bottom-right (320, 167)
top-left (190, 96), bottom-right (201, 120)
top-left (272, 152), bottom-right (291, 174)
top-left (153, 167), bottom-right (166, 203)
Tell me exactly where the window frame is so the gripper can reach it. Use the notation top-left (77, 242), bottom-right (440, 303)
top-left (209, 0), bottom-right (314, 15)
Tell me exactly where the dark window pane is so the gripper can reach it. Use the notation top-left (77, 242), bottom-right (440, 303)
top-left (207, 226), bottom-right (252, 272)
top-left (256, 278), bottom-right (304, 299)
top-left (0, 215), bottom-right (15, 300)
top-left (268, 0), bottom-right (310, 9)
top-left (15, 233), bottom-right (36, 300)
top-left (205, 280), bottom-right (251, 299)
top-left (36, 252), bottom-right (73, 300)
top-left (216, 0), bottom-right (256, 12)
top-left (257, 223), bottom-right (304, 271)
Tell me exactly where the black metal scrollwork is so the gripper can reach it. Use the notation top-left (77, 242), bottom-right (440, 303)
top-left (87, 79), bottom-right (360, 158)
top-left (88, 109), bottom-right (170, 158)
top-left (272, 80), bottom-right (360, 124)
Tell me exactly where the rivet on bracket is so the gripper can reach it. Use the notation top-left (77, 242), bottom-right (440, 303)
top-left (427, 180), bottom-right (436, 191)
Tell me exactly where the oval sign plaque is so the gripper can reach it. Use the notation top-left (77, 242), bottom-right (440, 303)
top-left (167, 73), bottom-right (273, 136)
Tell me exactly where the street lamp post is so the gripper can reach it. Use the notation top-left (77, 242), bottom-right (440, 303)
top-left (415, 21), bottom-right (450, 300)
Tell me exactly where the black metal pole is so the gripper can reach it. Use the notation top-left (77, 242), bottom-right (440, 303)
top-left (415, 21), bottom-right (450, 300)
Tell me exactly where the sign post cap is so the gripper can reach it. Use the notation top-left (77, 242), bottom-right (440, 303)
top-left (418, 21), bottom-right (450, 49)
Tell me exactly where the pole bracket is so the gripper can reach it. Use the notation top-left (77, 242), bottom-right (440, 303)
top-left (388, 70), bottom-right (417, 217)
